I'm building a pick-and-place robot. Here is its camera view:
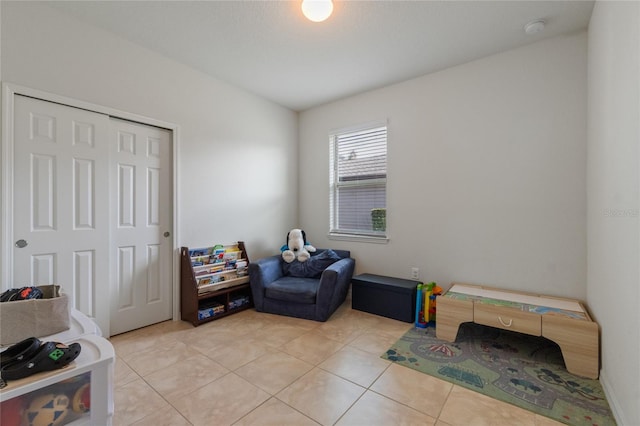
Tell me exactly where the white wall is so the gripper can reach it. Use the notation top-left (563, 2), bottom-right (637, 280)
top-left (300, 32), bottom-right (588, 299)
top-left (0, 2), bottom-right (298, 259)
top-left (587, 2), bottom-right (640, 425)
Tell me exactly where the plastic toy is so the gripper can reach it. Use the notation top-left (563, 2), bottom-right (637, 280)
top-left (0, 395), bottom-right (25, 426)
top-left (72, 383), bottom-right (91, 413)
top-left (23, 393), bottom-right (70, 426)
top-left (427, 283), bottom-right (443, 326)
top-left (415, 282), bottom-right (442, 328)
top-left (414, 283), bottom-right (423, 326)
top-left (415, 282), bottom-right (427, 328)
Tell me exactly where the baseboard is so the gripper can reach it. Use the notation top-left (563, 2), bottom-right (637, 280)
top-left (599, 368), bottom-right (631, 425)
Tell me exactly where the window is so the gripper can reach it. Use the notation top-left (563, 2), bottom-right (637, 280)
top-left (329, 123), bottom-right (387, 239)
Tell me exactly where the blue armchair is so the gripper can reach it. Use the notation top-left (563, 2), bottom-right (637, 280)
top-left (248, 249), bottom-right (355, 322)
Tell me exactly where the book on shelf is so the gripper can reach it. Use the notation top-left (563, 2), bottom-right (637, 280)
top-left (236, 260), bottom-right (248, 276)
top-left (196, 269), bottom-right (239, 285)
top-left (198, 301), bottom-right (225, 320)
top-left (189, 244), bottom-right (243, 266)
top-left (187, 242), bottom-right (250, 295)
top-left (196, 274), bottom-right (221, 286)
top-left (194, 263), bottom-right (225, 276)
top-left (228, 294), bottom-right (250, 310)
top-left (189, 247), bottom-right (211, 257)
top-left (197, 275), bottom-right (250, 295)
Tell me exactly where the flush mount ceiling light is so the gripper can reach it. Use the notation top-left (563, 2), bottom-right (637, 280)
top-left (524, 20), bottom-right (546, 35)
top-left (301, 0), bottom-right (334, 23)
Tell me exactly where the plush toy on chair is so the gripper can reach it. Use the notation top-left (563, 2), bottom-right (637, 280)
top-left (281, 229), bottom-right (316, 263)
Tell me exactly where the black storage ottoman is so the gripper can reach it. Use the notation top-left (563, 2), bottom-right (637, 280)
top-left (351, 274), bottom-right (418, 323)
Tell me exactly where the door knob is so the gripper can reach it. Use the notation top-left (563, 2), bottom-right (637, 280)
top-left (15, 239), bottom-right (28, 248)
top-left (163, 232), bottom-right (170, 238)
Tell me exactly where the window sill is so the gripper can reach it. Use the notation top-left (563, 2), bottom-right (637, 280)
top-left (327, 233), bottom-right (389, 244)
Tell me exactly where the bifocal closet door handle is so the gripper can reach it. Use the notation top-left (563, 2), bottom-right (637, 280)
top-left (15, 239), bottom-right (28, 248)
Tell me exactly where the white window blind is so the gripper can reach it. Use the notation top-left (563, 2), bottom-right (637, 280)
top-left (330, 124), bottom-right (387, 238)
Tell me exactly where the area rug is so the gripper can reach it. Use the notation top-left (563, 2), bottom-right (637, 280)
top-left (382, 323), bottom-right (615, 426)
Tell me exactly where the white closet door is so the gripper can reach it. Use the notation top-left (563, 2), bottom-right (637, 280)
top-left (109, 118), bottom-right (173, 335)
top-left (12, 95), bottom-right (174, 337)
top-left (13, 95), bottom-right (111, 333)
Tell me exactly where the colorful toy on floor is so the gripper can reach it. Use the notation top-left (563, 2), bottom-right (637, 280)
top-left (414, 282), bottom-right (427, 328)
top-left (428, 284), bottom-right (443, 324)
top-left (415, 282), bottom-right (443, 328)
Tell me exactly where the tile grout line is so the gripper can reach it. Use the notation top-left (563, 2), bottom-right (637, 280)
top-left (112, 308), bottom-right (433, 425)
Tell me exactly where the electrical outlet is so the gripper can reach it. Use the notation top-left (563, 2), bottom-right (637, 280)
top-left (411, 267), bottom-right (419, 280)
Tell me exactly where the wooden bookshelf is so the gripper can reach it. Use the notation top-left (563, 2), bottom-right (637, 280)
top-left (180, 241), bottom-right (253, 326)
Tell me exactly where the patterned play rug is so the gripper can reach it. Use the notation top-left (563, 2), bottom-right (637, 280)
top-left (382, 323), bottom-right (615, 426)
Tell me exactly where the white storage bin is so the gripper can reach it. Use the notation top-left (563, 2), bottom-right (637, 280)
top-left (0, 334), bottom-right (114, 425)
top-left (44, 309), bottom-right (103, 342)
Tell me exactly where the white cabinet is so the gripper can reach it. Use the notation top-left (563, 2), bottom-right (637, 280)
top-left (1, 311), bottom-right (115, 425)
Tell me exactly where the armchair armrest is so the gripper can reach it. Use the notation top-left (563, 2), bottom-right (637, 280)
top-left (316, 257), bottom-right (356, 321)
top-left (249, 255), bottom-right (284, 311)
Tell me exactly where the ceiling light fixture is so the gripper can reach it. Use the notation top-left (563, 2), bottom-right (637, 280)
top-left (301, 0), bottom-right (333, 23)
top-left (524, 20), bottom-right (546, 35)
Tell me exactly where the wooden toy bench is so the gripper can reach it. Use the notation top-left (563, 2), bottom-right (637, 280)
top-left (436, 283), bottom-right (600, 379)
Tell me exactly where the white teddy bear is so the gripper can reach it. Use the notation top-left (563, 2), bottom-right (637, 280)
top-left (281, 229), bottom-right (316, 263)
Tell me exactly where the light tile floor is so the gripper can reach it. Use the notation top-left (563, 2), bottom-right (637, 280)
top-left (109, 299), bottom-right (563, 426)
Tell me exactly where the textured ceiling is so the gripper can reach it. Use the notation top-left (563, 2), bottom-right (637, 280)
top-left (47, 1), bottom-right (594, 111)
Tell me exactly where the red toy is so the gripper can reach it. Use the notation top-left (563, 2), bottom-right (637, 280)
top-left (72, 383), bottom-right (91, 413)
top-left (0, 395), bottom-right (25, 426)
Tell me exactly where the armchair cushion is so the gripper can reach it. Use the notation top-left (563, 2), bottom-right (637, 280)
top-left (265, 277), bottom-right (318, 304)
top-left (282, 249), bottom-right (342, 278)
